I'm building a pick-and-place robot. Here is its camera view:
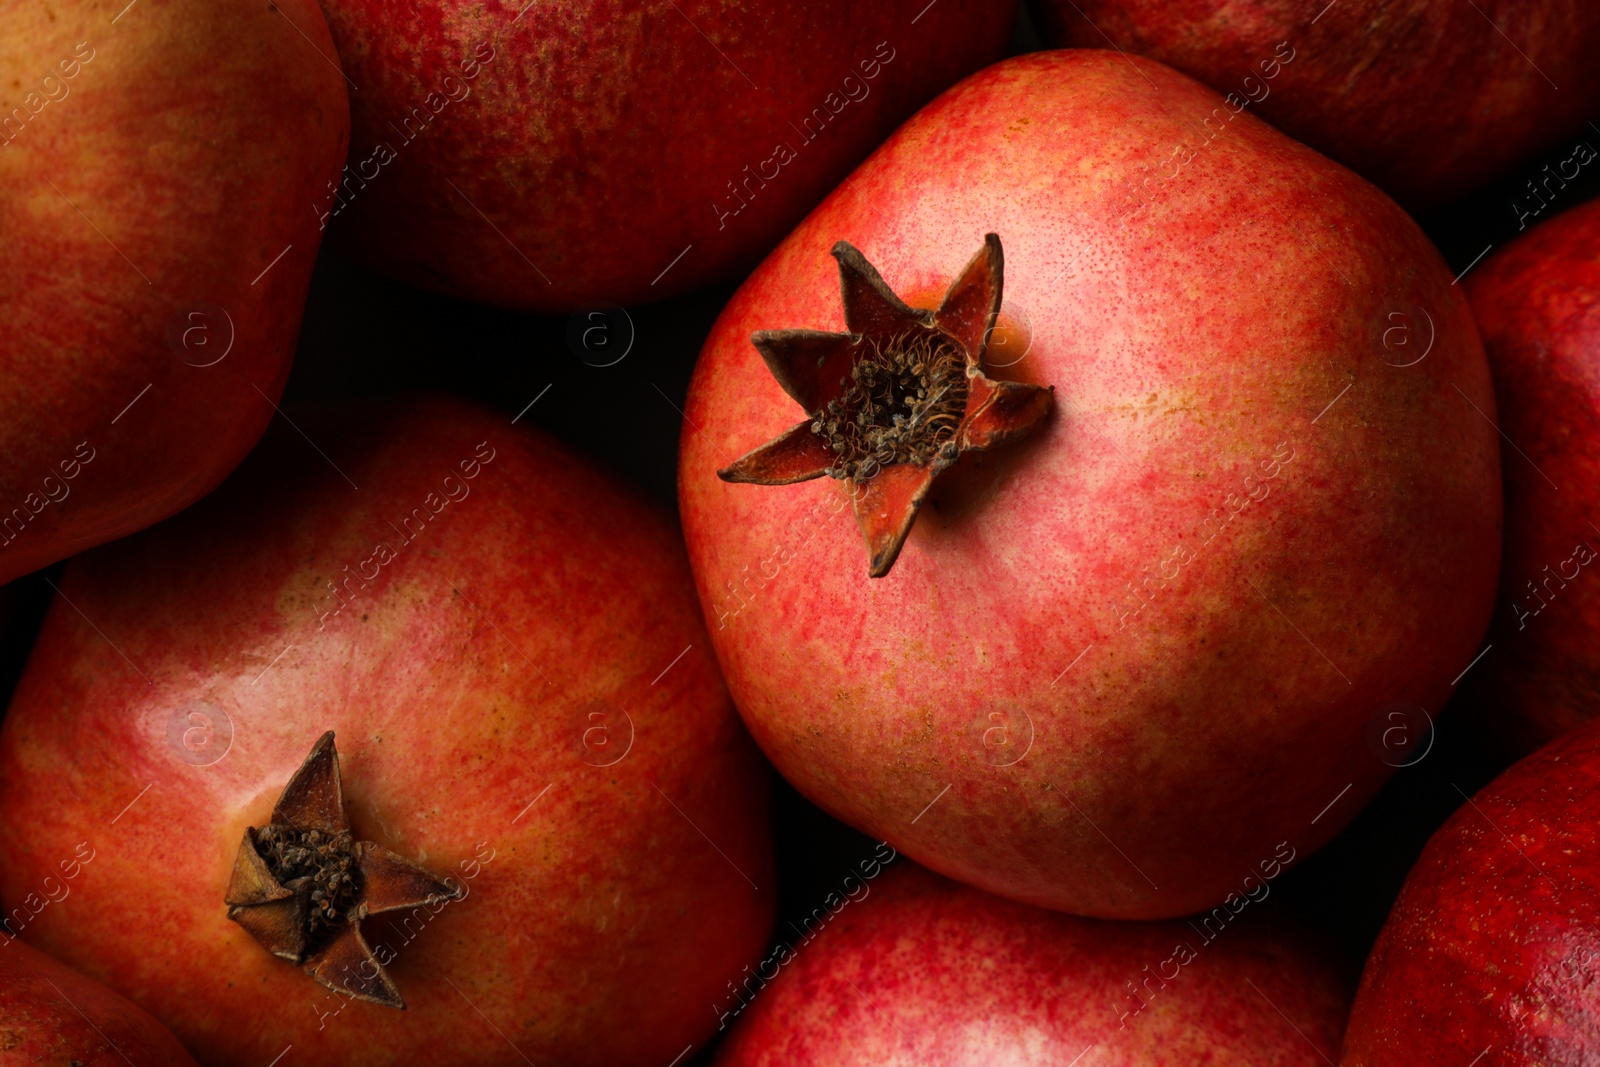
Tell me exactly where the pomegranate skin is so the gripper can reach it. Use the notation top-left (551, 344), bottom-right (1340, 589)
top-left (0, 938), bottom-right (199, 1066)
top-left (714, 864), bottom-right (1350, 1066)
top-left (0, 0), bottom-right (348, 584)
top-left (313, 0), bottom-right (1016, 311)
top-left (1465, 197), bottom-right (1600, 753)
top-left (0, 395), bottom-right (775, 1067)
top-left (1341, 720), bottom-right (1600, 1065)
top-left (1032, 0), bottom-right (1600, 209)
top-left (679, 51), bottom-right (1501, 919)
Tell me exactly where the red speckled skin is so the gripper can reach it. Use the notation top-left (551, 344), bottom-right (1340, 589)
top-left (0, 395), bottom-right (775, 1066)
top-left (1033, 0), bottom-right (1600, 209)
top-left (1342, 719), bottom-right (1600, 1064)
top-left (0, 938), bottom-right (198, 1065)
top-left (678, 51), bottom-right (1502, 920)
top-left (1465, 198), bottom-right (1600, 753)
top-left (0, 0), bottom-right (348, 584)
top-left (312, 0), bottom-right (1015, 311)
top-left (715, 863), bottom-right (1350, 1065)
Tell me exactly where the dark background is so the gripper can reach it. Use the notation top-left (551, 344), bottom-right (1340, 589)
top-left (4, 3), bottom-right (1600, 1060)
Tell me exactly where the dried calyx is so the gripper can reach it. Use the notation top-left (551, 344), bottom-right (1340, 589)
top-left (225, 731), bottom-right (462, 1008)
top-left (719, 234), bottom-right (1054, 577)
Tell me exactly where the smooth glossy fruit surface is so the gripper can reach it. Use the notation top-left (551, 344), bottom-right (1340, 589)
top-left (714, 863), bottom-right (1350, 1065)
top-left (0, 0), bottom-right (348, 584)
top-left (1465, 196), bottom-right (1600, 753)
top-left (0, 937), bottom-right (199, 1066)
top-left (680, 50), bottom-right (1502, 919)
top-left (1342, 719), bottom-right (1600, 1065)
top-left (1033, 0), bottom-right (1600, 208)
top-left (0, 395), bottom-right (773, 1066)
top-left (314, 0), bottom-right (1016, 310)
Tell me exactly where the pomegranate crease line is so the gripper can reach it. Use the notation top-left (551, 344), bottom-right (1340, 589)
top-left (1051, 643), bottom-right (1093, 686)
top-left (43, 978), bottom-right (136, 1067)
top-left (651, 644), bottom-right (692, 685)
top-left (443, 178), bottom-right (552, 284)
top-left (251, 243), bottom-right (293, 286)
top-left (1452, 382), bottom-right (1556, 489)
top-left (1060, 790), bottom-right (1159, 890)
top-left (110, 382), bottom-right (153, 424)
top-left (510, 383), bottom-right (553, 424)
top-left (444, 977), bottom-right (536, 1065)
top-left (652, 243), bottom-right (694, 286)
top-left (44, 577), bottom-right (151, 684)
top-left (46, 179), bottom-right (151, 285)
top-left (251, 383), bottom-right (361, 490)
top-left (1310, 782), bottom-right (1352, 825)
top-left (1310, 382), bottom-right (1351, 424)
top-left (111, 782), bottom-right (154, 825)
top-left (511, 783), bottom-right (553, 824)
top-left (911, 783), bottom-right (951, 824)
top-left (1451, 244), bottom-right (1494, 285)
top-left (1451, 643), bottom-right (1493, 686)
top-left (1245, 977), bottom-right (1336, 1066)
top-left (1244, 576), bottom-right (1352, 685)
top-left (651, 780), bottom-right (760, 890)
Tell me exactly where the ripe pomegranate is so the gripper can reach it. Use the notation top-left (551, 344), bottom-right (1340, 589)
top-left (0, 0), bottom-right (348, 585)
top-left (1464, 196), bottom-right (1600, 753)
top-left (1033, 0), bottom-right (1600, 208)
top-left (714, 863), bottom-right (1350, 1065)
top-left (1341, 718), bottom-right (1600, 1064)
top-left (311, 0), bottom-right (1016, 311)
top-left (678, 50), bottom-right (1501, 920)
top-left (0, 938), bottom-right (198, 1065)
top-left (0, 395), bottom-right (774, 1066)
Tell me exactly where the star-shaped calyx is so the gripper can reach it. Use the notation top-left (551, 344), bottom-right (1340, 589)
top-left (224, 731), bottom-right (462, 1008)
top-left (718, 234), bottom-right (1053, 577)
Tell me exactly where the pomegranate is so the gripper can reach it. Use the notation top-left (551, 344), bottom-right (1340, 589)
top-left (1342, 717), bottom-right (1600, 1064)
top-left (714, 863), bottom-right (1350, 1065)
top-left (1463, 196), bottom-right (1600, 753)
top-left (0, 395), bottom-right (774, 1066)
top-left (679, 50), bottom-right (1502, 919)
top-left (0, 0), bottom-right (348, 585)
top-left (0, 938), bottom-right (198, 1065)
top-left (1033, 0), bottom-right (1600, 209)
top-left (311, 0), bottom-right (1016, 311)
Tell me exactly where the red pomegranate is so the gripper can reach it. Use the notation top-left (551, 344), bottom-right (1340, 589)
top-left (1033, 0), bottom-right (1600, 209)
top-left (714, 863), bottom-right (1350, 1065)
top-left (678, 50), bottom-right (1501, 920)
top-left (0, 938), bottom-right (198, 1065)
top-left (0, 395), bottom-right (774, 1066)
top-left (311, 0), bottom-right (1016, 311)
top-left (1465, 196), bottom-right (1600, 753)
top-left (1341, 717), bottom-right (1600, 1064)
top-left (0, 0), bottom-right (348, 585)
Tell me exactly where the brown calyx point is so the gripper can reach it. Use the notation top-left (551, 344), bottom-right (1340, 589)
top-left (813, 329), bottom-right (970, 481)
top-left (224, 731), bottom-right (465, 1009)
top-left (254, 824), bottom-right (359, 939)
top-left (719, 233), bottom-right (1055, 577)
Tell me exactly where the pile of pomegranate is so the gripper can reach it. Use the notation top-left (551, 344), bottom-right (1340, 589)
top-left (2, 1), bottom-right (1598, 1063)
